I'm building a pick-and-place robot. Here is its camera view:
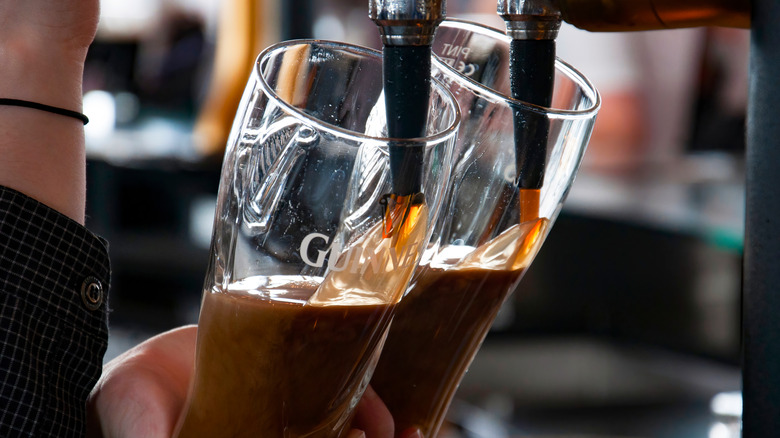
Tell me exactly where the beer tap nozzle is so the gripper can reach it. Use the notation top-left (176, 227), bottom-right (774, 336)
top-left (497, 0), bottom-right (562, 221)
top-left (498, 0), bottom-right (561, 40)
top-left (369, 0), bottom-right (447, 197)
top-left (369, 0), bottom-right (446, 47)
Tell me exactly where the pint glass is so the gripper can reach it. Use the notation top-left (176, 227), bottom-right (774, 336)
top-left (173, 40), bottom-right (460, 438)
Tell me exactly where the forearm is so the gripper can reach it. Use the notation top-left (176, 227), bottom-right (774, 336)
top-left (0, 27), bottom-right (90, 224)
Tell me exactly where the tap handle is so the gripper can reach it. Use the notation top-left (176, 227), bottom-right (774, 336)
top-left (554, 0), bottom-right (749, 31)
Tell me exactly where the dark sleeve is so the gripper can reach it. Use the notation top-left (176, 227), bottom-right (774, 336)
top-left (0, 186), bottom-right (110, 438)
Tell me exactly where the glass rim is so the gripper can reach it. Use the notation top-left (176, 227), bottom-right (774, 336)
top-left (254, 38), bottom-right (461, 146)
top-left (433, 18), bottom-right (602, 120)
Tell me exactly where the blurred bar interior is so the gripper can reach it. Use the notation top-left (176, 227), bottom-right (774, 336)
top-left (88, 0), bottom-right (747, 437)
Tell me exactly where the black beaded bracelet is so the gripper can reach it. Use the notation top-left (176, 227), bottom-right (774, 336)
top-left (0, 98), bottom-right (89, 125)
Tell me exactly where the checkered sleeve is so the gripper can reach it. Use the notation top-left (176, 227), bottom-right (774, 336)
top-left (0, 186), bottom-right (110, 437)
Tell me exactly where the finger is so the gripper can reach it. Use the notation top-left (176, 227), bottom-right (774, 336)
top-left (346, 429), bottom-right (367, 438)
top-left (351, 385), bottom-right (394, 438)
top-left (399, 427), bottom-right (424, 438)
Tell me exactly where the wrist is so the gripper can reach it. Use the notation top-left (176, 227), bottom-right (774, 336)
top-left (0, 39), bottom-right (87, 111)
top-left (0, 40), bottom-right (89, 223)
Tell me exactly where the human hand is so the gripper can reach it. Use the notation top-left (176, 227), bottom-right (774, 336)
top-left (86, 325), bottom-right (423, 438)
top-left (86, 326), bottom-right (197, 438)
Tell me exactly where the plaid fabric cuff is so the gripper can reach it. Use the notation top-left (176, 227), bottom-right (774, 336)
top-left (0, 186), bottom-right (111, 437)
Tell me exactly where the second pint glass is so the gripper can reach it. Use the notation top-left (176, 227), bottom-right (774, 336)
top-left (370, 19), bottom-right (601, 437)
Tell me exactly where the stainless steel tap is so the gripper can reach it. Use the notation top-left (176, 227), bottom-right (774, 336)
top-left (369, 0), bottom-right (446, 46)
top-left (497, 0), bottom-right (561, 40)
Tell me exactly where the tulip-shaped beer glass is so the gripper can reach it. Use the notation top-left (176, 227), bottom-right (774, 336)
top-left (370, 19), bottom-right (601, 437)
top-left (173, 40), bottom-right (460, 438)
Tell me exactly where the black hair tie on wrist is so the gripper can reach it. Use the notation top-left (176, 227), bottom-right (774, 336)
top-left (0, 98), bottom-right (89, 125)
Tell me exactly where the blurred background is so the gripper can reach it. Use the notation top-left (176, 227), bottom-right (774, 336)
top-left (87, 0), bottom-right (746, 437)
